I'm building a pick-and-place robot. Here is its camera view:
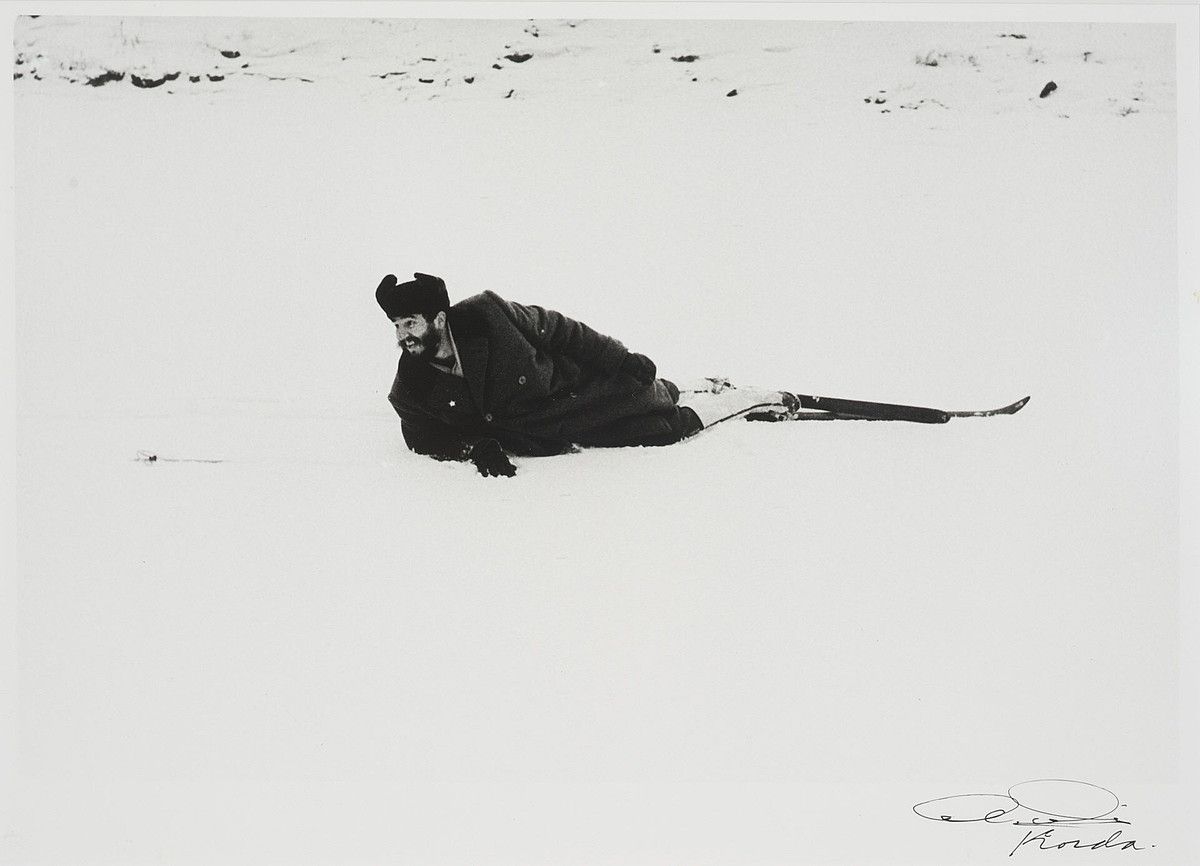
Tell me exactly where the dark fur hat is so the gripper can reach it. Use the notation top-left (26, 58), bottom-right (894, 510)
top-left (375, 272), bottom-right (450, 319)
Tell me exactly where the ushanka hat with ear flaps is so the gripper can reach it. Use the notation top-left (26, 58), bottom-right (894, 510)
top-left (376, 272), bottom-right (450, 319)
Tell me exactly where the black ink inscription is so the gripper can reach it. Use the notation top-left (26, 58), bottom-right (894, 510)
top-left (914, 779), bottom-right (1151, 856)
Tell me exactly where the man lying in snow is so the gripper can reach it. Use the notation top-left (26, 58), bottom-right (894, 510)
top-left (377, 272), bottom-right (792, 477)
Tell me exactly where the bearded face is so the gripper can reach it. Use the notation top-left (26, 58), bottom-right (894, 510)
top-left (393, 313), bottom-right (442, 357)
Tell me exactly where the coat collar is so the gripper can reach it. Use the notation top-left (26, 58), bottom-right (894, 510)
top-left (448, 304), bottom-right (489, 403)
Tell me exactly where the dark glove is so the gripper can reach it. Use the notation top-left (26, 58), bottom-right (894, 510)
top-left (619, 352), bottom-right (657, 384)
top-left (468, 438), bottom-right (517, 478)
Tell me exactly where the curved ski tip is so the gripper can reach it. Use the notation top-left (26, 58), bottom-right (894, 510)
top-left (1011, 395), bottom-right (1031, 413)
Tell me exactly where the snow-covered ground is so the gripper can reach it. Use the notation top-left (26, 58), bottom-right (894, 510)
top-left (8, 11), bottom-right (1190, 865)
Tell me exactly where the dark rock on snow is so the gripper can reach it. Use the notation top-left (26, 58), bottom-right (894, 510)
top-left (1039, 80), bottom-right (1057, 98)
top-left (131, 71), bottom-right (180, 88)
top-left (85, 69), bottom-right (124, 87)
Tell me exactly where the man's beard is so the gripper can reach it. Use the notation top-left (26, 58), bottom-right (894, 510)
top-left (398, 327), bottom-right (441, 358)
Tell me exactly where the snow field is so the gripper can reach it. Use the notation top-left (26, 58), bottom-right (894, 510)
top-left (10, 15), bottom-right (1182, 865)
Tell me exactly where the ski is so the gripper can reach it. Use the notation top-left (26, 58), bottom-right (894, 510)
top-left (744, 395), bottom-right (1030, 424)
top-left (793, 393), bottom-right (950, 424)
top-left (943, 395), bottom-right (1030, 418)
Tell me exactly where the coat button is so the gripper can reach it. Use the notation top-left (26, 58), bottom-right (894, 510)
top-left (518, 375), bottom-right (527, 385)
top-left (485, 413), bottom-right (493, 422)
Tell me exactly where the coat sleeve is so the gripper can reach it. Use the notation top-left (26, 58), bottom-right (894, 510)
top-left (389, 393), bottom-right (481, 462)
top-left (495, 293), bottom-right (629, 375)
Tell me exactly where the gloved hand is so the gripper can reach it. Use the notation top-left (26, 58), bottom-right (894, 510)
top-left (468, 438), bottom-right (517, 478)
top-left (619, 352), bottom-right (657, 384)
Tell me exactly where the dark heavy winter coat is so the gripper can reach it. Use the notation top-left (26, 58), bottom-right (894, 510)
top-left (387, 291), bottom-right (689, 458)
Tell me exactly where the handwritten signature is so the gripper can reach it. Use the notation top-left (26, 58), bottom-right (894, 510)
top-left (913, 779), bottom-right (1153, 856)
